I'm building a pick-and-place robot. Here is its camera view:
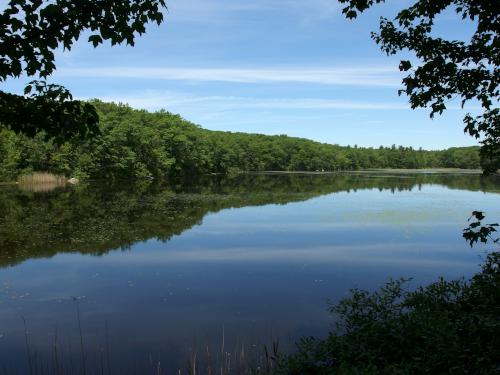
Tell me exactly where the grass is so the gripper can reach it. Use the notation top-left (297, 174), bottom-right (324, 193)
top-left (17, 172), bottom-right (67, 192)
top-left (10, 316), bottom-right (279, 375)
top-left (185, 337), bottom-right (280, 375)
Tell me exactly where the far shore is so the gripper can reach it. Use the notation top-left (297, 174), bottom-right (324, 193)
top-left (256, 168), bottom-right (485, 175)
top-left (0, 168), bottom-right (490, 186)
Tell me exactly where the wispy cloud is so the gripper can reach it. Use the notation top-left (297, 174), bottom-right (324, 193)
top-left (59, 66), bottom-right (401, 87)
top-left (49, 243), bottom-right (468, 267)
top-left (87, 91), bottom-right (407, 112)
top-left (167, 0), bottom-right (342, 23)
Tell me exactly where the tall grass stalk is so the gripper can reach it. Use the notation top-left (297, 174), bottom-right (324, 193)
top-left (6, 317), bottom-right (281, 374)
top-left (17, 172), bottom-right (66, 192)
top-left (186, 337), bottom-right (279, 375)
top-left (53, 327), bottom-right (60, 375)
top-left (22, 316), bottom-right (34, 375)
top-left (104, 321), bottom-right (111, 375)
top-left (75, 299), bottom-right (87, 375)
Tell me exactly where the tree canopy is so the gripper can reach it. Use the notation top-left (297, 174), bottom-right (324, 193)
top-left (0, 0), bottom-right (167, 140)
top-left (0, 100), bottom-right (482, 181)
top-left (339, 0), bottom-right (499, 173)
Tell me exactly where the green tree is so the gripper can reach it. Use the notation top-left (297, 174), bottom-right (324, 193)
top-left (0, 101), bottom-right (483, 181)
top-left (339, 0), bottom-right (499, 173)
top-left (0, 0), bottom-right (167, 141)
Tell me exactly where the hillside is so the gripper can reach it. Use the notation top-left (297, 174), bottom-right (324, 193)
top-left (0, 100), bottom-right (481, 180)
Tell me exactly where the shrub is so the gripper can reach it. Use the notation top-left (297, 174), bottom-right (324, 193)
top-left (276, 252), bottom-right (500, 375)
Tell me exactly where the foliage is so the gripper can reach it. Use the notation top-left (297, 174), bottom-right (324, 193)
top-left (463, 210), bottom-right (499, 247)
top-left (0, 81), bottom-right (99, 142)
top-left (338, 0), bottom-right (499, 174)
top-left (276, 251), bottom-right (500, 374)
top-left (0, 0), bottom-right (166, 140)
top-left (0, 101), bottom-right (483, 181)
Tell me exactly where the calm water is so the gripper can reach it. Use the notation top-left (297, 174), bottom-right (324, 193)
top-left (0, 173), bottom-right (499, 373)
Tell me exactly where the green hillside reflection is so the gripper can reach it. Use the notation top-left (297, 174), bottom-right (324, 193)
top-left (0, 173), bottom-right (499, 268)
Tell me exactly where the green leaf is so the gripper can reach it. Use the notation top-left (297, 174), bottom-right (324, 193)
top-left (88, 34), bottom-right (103, 47)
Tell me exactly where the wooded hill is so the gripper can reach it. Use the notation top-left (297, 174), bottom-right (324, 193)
top-left (0, 100), bottom-right (481, 180)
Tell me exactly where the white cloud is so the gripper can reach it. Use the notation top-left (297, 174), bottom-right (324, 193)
top-left (49, 242), bottom-right (468, 267)
top-left (86, 91), bottom-right (407, 112)
top-left (59, 66), bottom-right (401, 87)
top-left (167, 0), bottom-right (343, 23)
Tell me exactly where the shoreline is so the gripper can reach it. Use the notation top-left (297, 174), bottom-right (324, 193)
top-left (254, 168), bottom-right (484, 175)
top-left (0, 168), bottom-right (487, 185)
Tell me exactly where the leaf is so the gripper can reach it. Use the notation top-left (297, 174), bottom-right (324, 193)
top-left (88, 34), bottom-right (103, 47)
top-left (23, 85), bottom-right (32, 95)
top-left (399, 60), bottom-right (412, 71)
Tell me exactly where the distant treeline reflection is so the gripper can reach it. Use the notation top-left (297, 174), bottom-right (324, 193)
top-left (0, 173), bottom-right (499, 267)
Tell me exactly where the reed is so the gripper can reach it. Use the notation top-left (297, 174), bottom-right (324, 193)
top-left (17, 172), bottom-right (67, 192)
top-left (185, 336), bottom-right (280, 375)
top-left (11, 315), bottom-right (281, 375)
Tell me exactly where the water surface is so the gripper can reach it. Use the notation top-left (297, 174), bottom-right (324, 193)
top-left (0, 173), bottom-right (499, 373)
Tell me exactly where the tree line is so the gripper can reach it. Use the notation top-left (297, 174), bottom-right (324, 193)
top-left (0, 100), bottom-right (482, 181)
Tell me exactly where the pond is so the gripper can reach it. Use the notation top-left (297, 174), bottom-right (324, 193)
top-left (0, 173), bottom-right (499, 373)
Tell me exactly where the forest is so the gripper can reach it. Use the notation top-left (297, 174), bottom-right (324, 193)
top-left (0, 100), bottom-right (482, 181)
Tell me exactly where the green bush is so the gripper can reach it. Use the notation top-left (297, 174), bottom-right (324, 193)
top-left (276, 252), bottom-right (500, 375)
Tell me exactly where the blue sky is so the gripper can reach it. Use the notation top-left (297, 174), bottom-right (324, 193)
top-left (3, 0), bottom-right (480, 149)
